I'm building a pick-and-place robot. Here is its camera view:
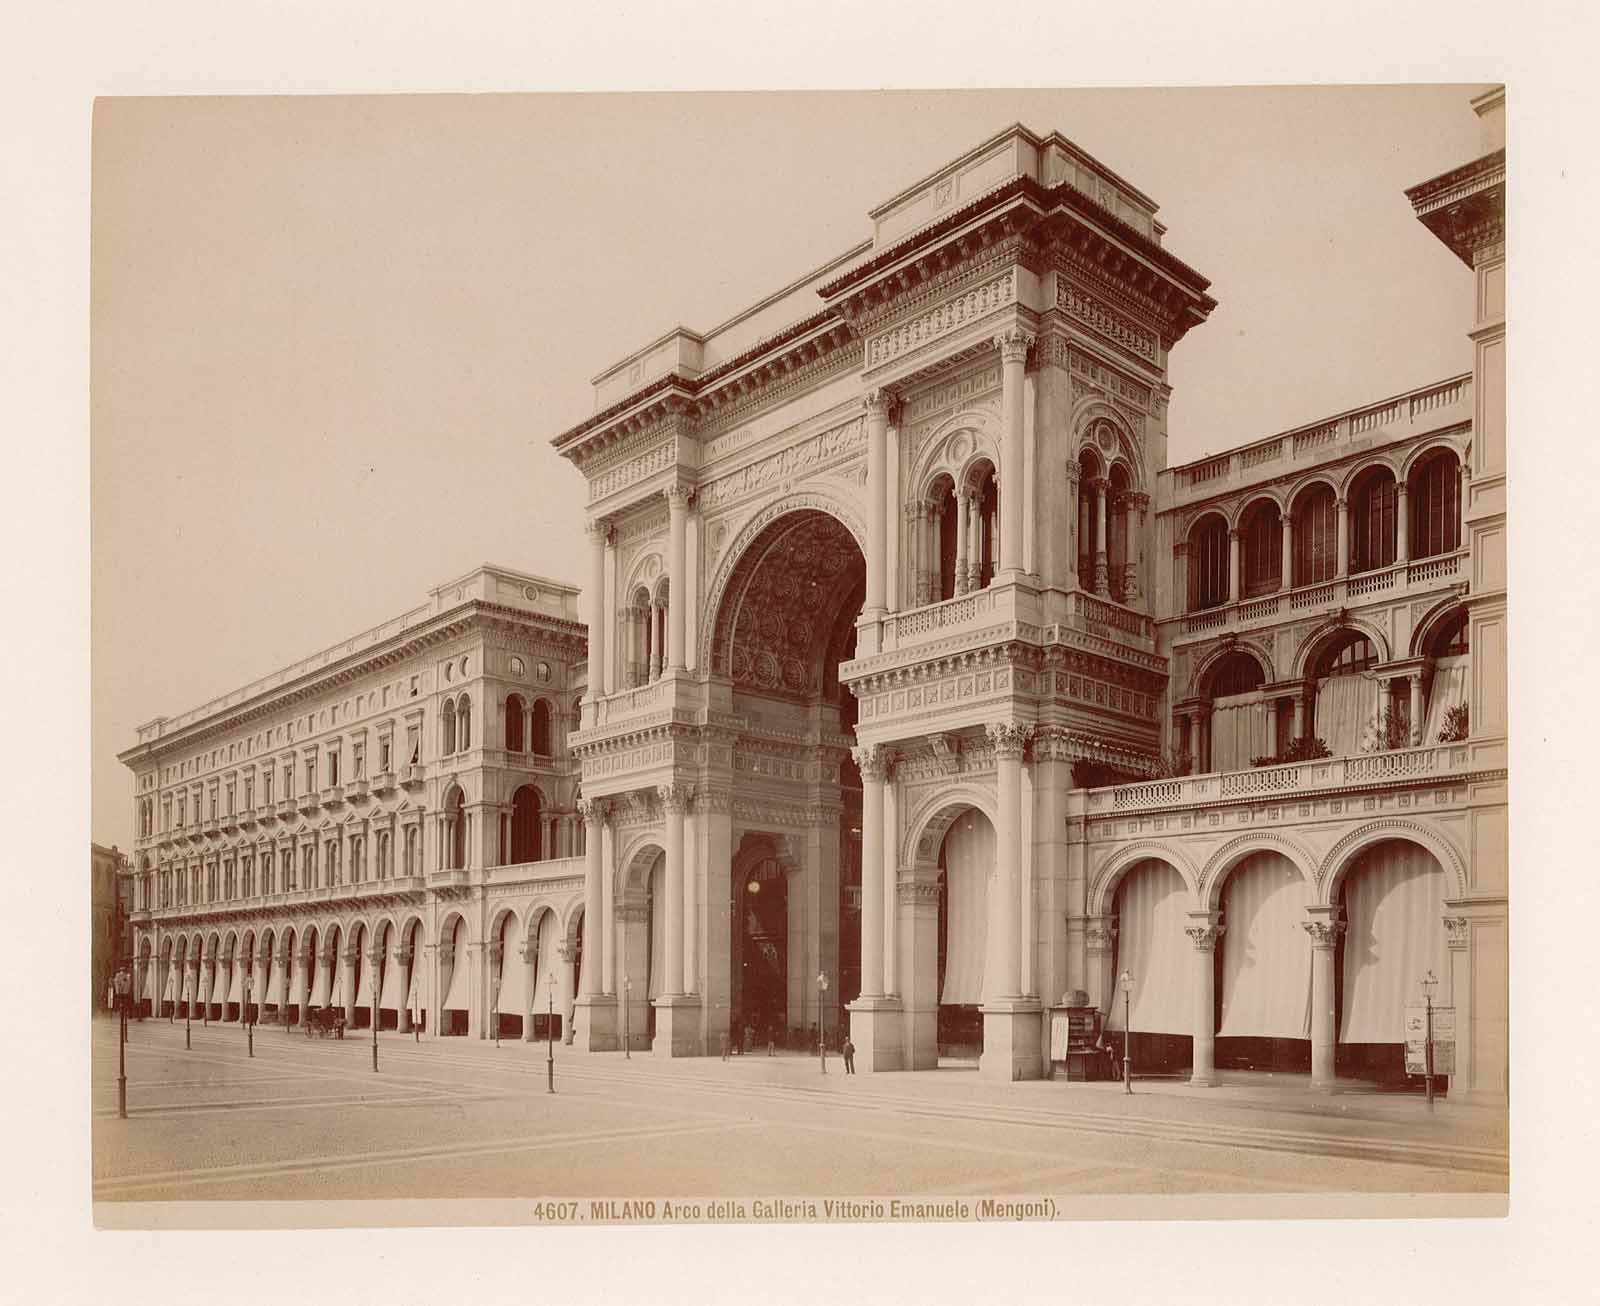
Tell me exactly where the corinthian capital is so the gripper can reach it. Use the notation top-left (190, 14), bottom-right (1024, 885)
top-left (862, 388), bottom-right (896, 421)
top-left (664, 483), bottom-right (693, 511)
top-left (1302, 918), bottom-right (1345, 948)
top-left (657, 782), bottom-right (693, 814)
top-left (994, 327), bottom-right (1034, 364)
top-left (1185, 916), bottom-right (1225, 952)
top-left (985, 721), bottom-right (1033, 760)
top-left (851, 744), bottom-right (892, 782)
top-left (577, 797), bottom-right (610, 827)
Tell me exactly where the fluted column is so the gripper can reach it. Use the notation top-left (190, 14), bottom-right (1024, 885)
top-left (863, 390), bottom-right (891, 616)
top-left (995, 329), bottom-right (1030, 579)
top-left (1092, 478), bottom-right (1110, 596)
top-left (659, 784), bottom-right (690, 997)
top-left (1281, 513), bottom-right (1295, 590)
top-left (1227, 528), bottom-right (1242, 603)
top-left (853, 745), bottom-right (889, 998)
top-left (579, 798), bottom-right (605, 997)
top-left (585, 520), bottom-right (606, 726)
top-left (665, 485), bottom-right (690, 670)
top-left (986, 723), bottom-right (1031, 1000)
top-left (1186, 912), bottom-right (1224, 1086)
top-left (1335, 497), bottom-right (1350, 578)
top-left (1304, 909), bottom-right (1344, 1088)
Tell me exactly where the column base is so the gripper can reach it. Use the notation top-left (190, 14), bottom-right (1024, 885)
top-left (573, 994), bottom-right (618, 1051)
top-left (845, 995), bottom-right (903, 1072)
top-left (1189, 1069), bottom-right (1220, 1087)
top-left (651, 994), bottom-right (703, 1058)
top-left (979, 998), bottom-right (1043, 1082)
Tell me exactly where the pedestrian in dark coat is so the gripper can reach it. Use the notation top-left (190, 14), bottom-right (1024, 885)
top-left (842, 1036), bottom-right (856, 1074)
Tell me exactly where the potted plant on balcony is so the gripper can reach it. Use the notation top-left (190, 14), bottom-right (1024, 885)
top-left (1438, 702), bottom-right (1468, 742)
top-left (1360, 707), bottom-right (1412, 754)
top-left (1250, 735), bottom-right (1331, 767)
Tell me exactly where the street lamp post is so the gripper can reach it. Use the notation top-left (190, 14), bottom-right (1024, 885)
top-left (114, 968), bottom-right (130, 1120)
top-left (1119, 970), bottom-right (1135, 1094)
top-left (245, 974), bottom-right (254, 1058)
top-left (184, 968), bottom-right (192, 1051)
top-left (371, 964), bottom-right (380, 1073)
top-left (493, 978), bottom-right (502, 1049)
top-left (623, 976), bottom-right (632, 1060)
top-left (547, 972), bottom-right (556, 1094)
top-left (817, 972), bottom-right (829, 1075)
top-left (1420, 969), bottom-right (1439, 1108)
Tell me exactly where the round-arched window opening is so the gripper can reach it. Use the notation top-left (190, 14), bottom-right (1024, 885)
top-left (1316, 632), bottom-right (1377, 679)
top-left (509, 656), bottom-right (525, 677)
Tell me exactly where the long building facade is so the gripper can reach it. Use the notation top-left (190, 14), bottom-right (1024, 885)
top-left (118, 92), bottom-right (1507, 1102)
top-left (118, 566), bottom-right (592, 1042)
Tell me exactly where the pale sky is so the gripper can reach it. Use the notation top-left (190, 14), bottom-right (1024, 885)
top-left (91, 86), bottom-right (1491, 848)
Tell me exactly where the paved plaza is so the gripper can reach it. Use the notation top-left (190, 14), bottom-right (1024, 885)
top-left (91, 1016), bottom-right (1506, 1219)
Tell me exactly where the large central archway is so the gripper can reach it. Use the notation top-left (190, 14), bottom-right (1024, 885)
top-left (708, 506), bottom-right (866, 1049)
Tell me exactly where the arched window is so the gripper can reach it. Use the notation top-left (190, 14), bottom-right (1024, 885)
top-left (1076, 450), bottom-right (1102, 583)
top-left (1349, 466), bottom-right (1398, 574)
top-left (971, 460), bottom-right (998, 591)
top-left (652, 579), bottom-right (671, 677)
top-left (1188, 514), bottom-right (1230, 611)
top-left (511, 785), bottom-right (542, 863)
top-left (1408, 450), bottom-right (1461, 559)
top-left (1240, 499), bottom-right (1283, 596)
top-left (1107, 463), bottom-right (1132, 602)
top-left (1310, 630), bottom-right (1381, 757)
top-left (449, 787), bottom-right (467, 870)
top-left (441, 697), bottom-right (456, 755)
top-left (930, 474), bottom-right (958, 602)
top-left (457, 695), bottom-right (471, 751)
top-left (1208, 651), bottom-right (1266, 698)
top-left (1318, 631), bottom-right (1377, 678)
top-left (629, 586), bottom-right (653, 686)
top-left (531, 698), bottom-right (552, 755)
top-left (1291, 484), bottom-right (1338, 586)
top-left (505, 694), bottom-right (526, 753)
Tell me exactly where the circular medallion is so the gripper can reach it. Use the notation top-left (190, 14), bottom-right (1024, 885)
top-left (523, 585), bottom-right (539, 602)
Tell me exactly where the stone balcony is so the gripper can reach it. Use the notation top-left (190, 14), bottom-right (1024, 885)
top-left (255, 803), bottom-right (274, 822)
top-left (320, 784), bottom-right (345, 807)
top-left (297, 791), bottom-right (320, 815)
top-left (276, 797), bottom-right (297, 819)
top-left (1170, 550), bottom-right (1468, 645)
top-left (1082, 736), bottom-right (1505, 816)
top-left (346, 778), bottom-right (370, 800)
top-left (483, 856), bottom-right (584, 888)
top-left (400, 765), bottom-right (425, 789)
top-left (574, 672), bottom-right (704, 745)
top-left (371, 770), bottom-right (397, 795)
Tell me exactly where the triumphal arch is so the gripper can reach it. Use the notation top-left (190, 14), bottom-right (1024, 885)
top-left (555, 125), bottom-right (1217, 1076)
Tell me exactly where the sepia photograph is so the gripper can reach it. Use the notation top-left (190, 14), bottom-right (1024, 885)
top-left (11, 2), bottom-right (1594, 1300)
top-left (89, 83), bottom-right (1509, 1226)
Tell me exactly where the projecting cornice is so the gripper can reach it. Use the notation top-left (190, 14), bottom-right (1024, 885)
top-left (118, 601), bottom-right (586, 768)
top-left (1406, 149), bottom-right (1505, 268)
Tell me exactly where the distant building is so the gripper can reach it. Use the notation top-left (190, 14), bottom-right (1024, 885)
top-left (118, 566), bottom-right (589, 1036)
top-left (90, 842), bottom-right (129, 1010)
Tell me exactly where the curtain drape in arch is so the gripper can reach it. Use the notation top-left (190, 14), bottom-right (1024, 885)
top-left (226, 959), bottom-right (244, 1005)
top-left (495, 926), bottom-right (528, 1016)
top-left (940, 815), bottom-right (993, 1005)
top-left (378, 946), bottom-right (404, 1011)
top-left (1105, 861), bottom-right (1191, 1033)
top-left (405, 971), bottom-right (420, 1015)
top-left (1211, 695), bottom-right (1275, 773)
top-left (1218, 853), bottom-right (1312, 1038)
top-left (1340, 842), bottom-right (1448, 1043)
top-left (1314, 673), bottom-right (1381, 756)
top-left (196, 962), bottom-right (213, 1008)
top-left (648, 863), bottom-right (666, 1000)
top-left (139, 954), bottom-right (154, 1002)
top-left (531, 913), bottom-right (560, 1011)
top-left (309, 955), bottom-right (330, 1007)
top-left (161, 963), bottom-right (176, 1004)
top-left (1424, 655), bottom-right (1470, 742)
top-left (267, 954), bottom-right (285, 1006)
top-left (332, 965), bottom-right (347, 1011)
top-left (442, 921), bottom-right (470, 1012)
top-left (181, 963), bottom-right (196, 1005)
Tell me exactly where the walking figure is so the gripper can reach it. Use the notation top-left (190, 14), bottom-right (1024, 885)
top-left (842, 1036), bottom-right (856, 1074)
top-left (720, 1032), bottom-right (730, 1061)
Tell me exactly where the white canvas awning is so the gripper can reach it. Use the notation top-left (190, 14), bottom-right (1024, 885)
top-left (197, 960), bottom-right (214, 1006)
top-left (495, 935), bottom-right (528, 1017)
top-left (161, 963), bottom-right (176, 1004)
top-left (266, 956), bottom-right (285, 1006)
top-left (379, 949), bottom-right (404, 1011)
top-left (532, 913), bottom-right (559, 1010)
top-left (309, 957), bottom-right (331, 1007)
top-left (941, 815), bottom-right (993, 1006)
top-left (180, 963), bottom-right (196, 1005)
top-left (226, 958), bottom-right (243, 1004)
top-left (1105, 860), bottom-right (1192, 1034)
top-left (332, 965), bottom-right (347, 1010)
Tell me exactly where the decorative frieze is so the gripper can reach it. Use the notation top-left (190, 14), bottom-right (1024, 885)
top-left (865, 269), bottom-right (1017, 370)
top-left (587, 437), bottom-right (679, 503)
top-left (1055, 282), bottom-right (1158, 365)
top-left (696, 417), bottom-right (866, 514)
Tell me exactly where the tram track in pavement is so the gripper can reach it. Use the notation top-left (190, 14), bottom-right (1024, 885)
top-left (94, 1025), bottom-right (1507, 1180)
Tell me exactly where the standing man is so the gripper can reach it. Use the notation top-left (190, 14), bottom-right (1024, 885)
top-left (842, 1035), bottom-right (856, 1075)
